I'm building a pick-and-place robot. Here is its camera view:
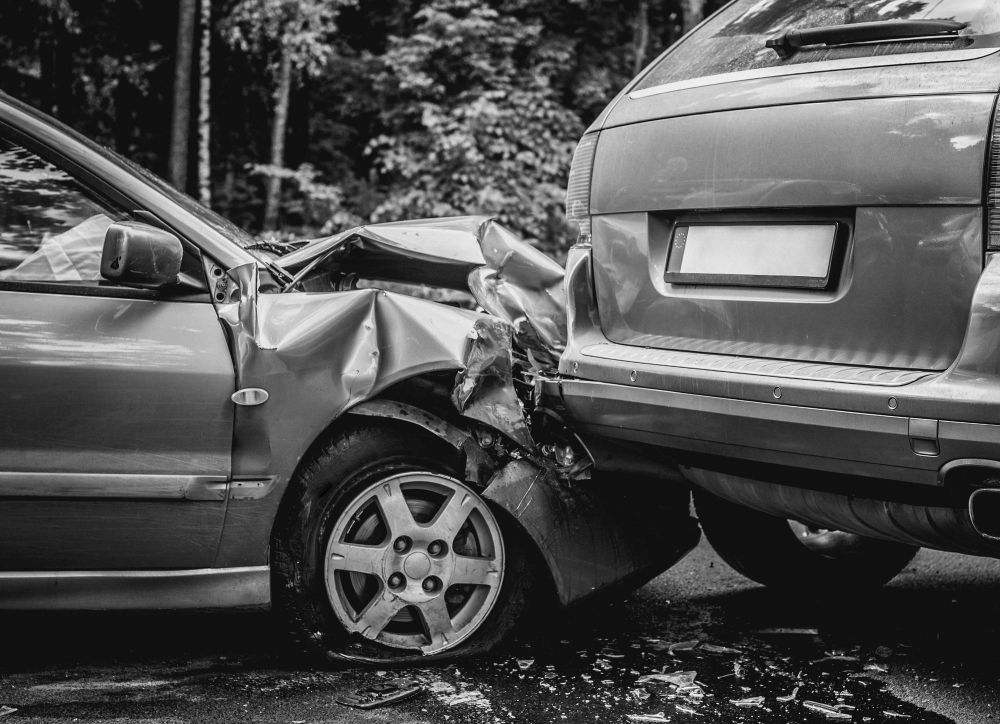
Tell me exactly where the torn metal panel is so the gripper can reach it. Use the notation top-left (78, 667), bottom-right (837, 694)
top-left (482, 459), bottom-right (701, 607)
top-left (348, 399), bottom-right (497, 485)
top-left (214, 266), bottom-right (536, 566)
top-left (276, 216), bottom-right (566, 361)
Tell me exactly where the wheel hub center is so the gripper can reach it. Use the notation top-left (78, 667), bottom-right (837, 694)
top-left (403, 551), bottom-right (431, 579)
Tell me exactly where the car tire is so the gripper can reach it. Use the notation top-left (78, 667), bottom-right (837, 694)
top-left (693, 488), bottom-right (919, 590)
top-left (271, 420), bottom-right (533, 663)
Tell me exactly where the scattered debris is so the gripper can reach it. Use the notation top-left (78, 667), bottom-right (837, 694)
top-left (874, 646), bottom-right (894, 658)
top-left (627, 713), bottom-right (670, 722)
top-left (640, 671), bottom-right (698, 687)
top-left (815, 654), bottom-right (859, 663)
top-left (700, 643), bottom-right (742, 655)
top-left (730, 696), bottom-right (765, 707)
top-left (803, 701), bottom-right (853, 720)
top-left (883, 712), bottom-right (911, 719)
top-left (516, 659), bottom-right (534, 670)
top-left (638, 670), bottom-right (704, 699)
top-left (440, 690), bottom-right (492, 708)
top-left (631, 688), bottom-right (651, 701)
top-left (336, 679), bottom-right (423, 709)
top-left (777, 686), bottom-right (800, 702)
top-left (601, 647), bottom-right (626, 658)
top-left (864, 664), bottom-right (888, 673)
top-left (756, 628), bottom-right (820, 636)
top-left (675, 704), bottom-right (702, 716)
top-left (669, 640), bottom-right (700, 655)
top-left (0, 707), bottom-right (15, 718)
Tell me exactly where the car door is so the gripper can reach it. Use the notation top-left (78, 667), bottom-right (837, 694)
top-left (0, 133), bottom-right (236, 570)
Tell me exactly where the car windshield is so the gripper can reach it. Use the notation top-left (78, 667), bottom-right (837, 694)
top-left (634, 0), bottom-right (1000, 92)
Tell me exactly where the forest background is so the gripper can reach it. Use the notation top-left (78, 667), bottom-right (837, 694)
top-left (2, 0), bottom-right (725, 258)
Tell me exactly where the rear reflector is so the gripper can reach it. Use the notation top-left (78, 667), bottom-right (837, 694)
top-left (565, 133), bottom-right (599, 246)
top-left (989, 103), bottom-right (1000, 249)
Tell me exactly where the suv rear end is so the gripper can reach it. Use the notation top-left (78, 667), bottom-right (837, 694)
top-left (552, 0), bottom-right (1000, 584)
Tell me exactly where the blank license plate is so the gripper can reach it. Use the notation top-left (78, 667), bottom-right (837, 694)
top-left (665, 224), bottom-right (838, 288)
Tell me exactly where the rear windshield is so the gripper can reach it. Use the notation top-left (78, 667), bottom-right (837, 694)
top-left (635, 0), bottom-right (1000, 92)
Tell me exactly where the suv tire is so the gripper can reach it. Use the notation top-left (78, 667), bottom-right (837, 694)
top-left (694, 488), bottom-right (920, 590)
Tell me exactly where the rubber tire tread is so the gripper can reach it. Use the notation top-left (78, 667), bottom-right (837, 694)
top-left (271, 420), bottom-right (532, 664)
top-left (693, 487), bottom-right (920, 590)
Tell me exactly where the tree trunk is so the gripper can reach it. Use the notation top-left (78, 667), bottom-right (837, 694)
top-left (632, 0), bottom-right (650, 76)
top-left (681, 0), bottom-right (706, 34)
top-left (263, 44), bottom-right (292, 231)
top-left (197, 0), bottom-right (212, 207)
top-left (169, 0), bottom-right (197, 191)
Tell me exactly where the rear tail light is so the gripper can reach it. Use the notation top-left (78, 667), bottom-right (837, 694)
top-left (565, 133), bottom-right (599, 247)
top-left (988, 103), bottom-right (1000, 249)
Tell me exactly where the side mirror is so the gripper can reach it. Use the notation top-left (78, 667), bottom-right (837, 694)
top-left (101, 221), bottom-right (183, 287)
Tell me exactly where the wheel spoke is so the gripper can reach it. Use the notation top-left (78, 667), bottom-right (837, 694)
top-left (374, 481), bottom-right (416, 537)
top-left (328, 540), bottom-right (387, 576)
top-left (429, 491), bottom-right (476, 541)
top-left (419, 596), bottom-right (457, 653)
top-left (451, 554), bottom-right (498, 586)
top-left (355, 591), bottom-right (405, 639)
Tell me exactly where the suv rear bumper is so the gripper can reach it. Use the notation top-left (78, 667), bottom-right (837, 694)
top-left (556, 248), bottom-right (1000, 490)
top-left (554, 375), bottom-right (1000, 487)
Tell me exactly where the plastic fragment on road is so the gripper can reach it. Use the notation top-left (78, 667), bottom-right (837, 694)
top-left (756, 628), bottom-right (820, 636)
top-left (335, 679), bottom-right (423, 709)
top-left (669, 640), bottom-right (700, 655)
top-left (676, 704), bottom-right (702, 716)
top-left (516, 659), bottom-right (534, 670)
top-left (730, 696), bottom-right (765, 707)
top-left (639, 671), bottom-right (697, 687)
top-left (883, 712), bottom-right (911, 719)
top-left (802, 701), bottom-right (853, 720)
top-left (631, 688), bottom-right (651, 701)
top-left (776, 686), bottom-right (800, 702)
top-left (627, 713), bottom-right (670, 722)
top-left (700, 643), bottom-right (742, 655)
top-left (0, 707), bottom-right (15, 718)
top-left (864, 663), bottom-right (888, 673)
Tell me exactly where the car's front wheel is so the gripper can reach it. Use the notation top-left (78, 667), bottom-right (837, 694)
top-left (693, 488), bottom-right (919, 590)
top-left (272, 421), bottom-right (532, 663)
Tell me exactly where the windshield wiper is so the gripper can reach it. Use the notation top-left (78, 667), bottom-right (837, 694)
top-left (766, 19), bottom-right (967, 59)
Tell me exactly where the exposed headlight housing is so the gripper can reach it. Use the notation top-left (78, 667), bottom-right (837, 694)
top-left (565, 133), bottom-right (599, 248)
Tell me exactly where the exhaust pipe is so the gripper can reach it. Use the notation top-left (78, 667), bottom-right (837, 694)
top-left (969, 488), bottom-right (1000, 540)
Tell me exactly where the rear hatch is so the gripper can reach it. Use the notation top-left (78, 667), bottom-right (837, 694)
top-left (585, 0), bottom-right (1000, 372)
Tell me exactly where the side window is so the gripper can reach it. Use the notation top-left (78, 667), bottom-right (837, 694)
top-left (0, 137), bottom-right (128, 285)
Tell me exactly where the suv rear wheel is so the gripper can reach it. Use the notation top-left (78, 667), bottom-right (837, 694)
top-left (694, 488), bottom-right (919, 590)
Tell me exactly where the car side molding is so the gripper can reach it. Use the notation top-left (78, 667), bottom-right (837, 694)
top-left (0, 566), bottom-right (270, 610)
top-left (0, 473), bottom-right (279, 501)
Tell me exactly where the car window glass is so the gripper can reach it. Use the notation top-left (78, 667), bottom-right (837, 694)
top-left (635, 0), bottom-right (1000, 91)
top-left (0, 137), bottom-right (128, 284)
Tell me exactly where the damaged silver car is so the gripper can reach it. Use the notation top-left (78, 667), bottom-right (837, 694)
top-left (0, 92), bottom-right (699, 662)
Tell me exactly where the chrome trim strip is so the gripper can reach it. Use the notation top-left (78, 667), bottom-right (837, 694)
top-left (629, 47), bottom-right (1000, 100)
top-left (0, 473), bottom-right (229, 500)
top-left (580, 343), bottom-right (933, 387)
top-left (0, 566), bottom-right (270, 610)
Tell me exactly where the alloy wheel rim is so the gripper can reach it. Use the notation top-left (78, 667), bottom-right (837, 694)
top-left (324, 472), bottom-right (504, 654)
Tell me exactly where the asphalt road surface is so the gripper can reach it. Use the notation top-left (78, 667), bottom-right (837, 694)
top-left (3, 538), bottom-right (999, 724)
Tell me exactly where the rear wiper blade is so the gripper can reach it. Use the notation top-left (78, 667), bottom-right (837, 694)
top-left (766, 19), bottom-right (967, 59)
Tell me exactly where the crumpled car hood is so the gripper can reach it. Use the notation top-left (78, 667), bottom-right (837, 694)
top-left (277, 216), bottom-right (567, 359)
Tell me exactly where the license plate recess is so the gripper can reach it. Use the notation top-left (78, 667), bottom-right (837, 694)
top-left (664, 223), bottom-right (839, 289)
